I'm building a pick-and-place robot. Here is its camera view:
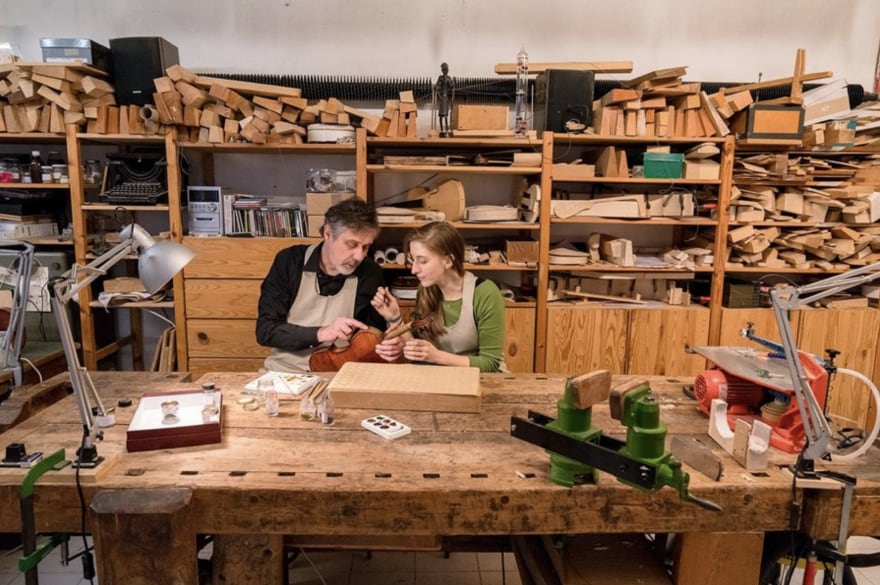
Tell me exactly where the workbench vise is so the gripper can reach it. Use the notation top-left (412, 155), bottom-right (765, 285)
top-left (510, 371), bottom-right (721, 511)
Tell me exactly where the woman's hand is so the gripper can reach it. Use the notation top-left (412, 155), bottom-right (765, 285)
top-left (371, 286), bottom-right (401, 323)
top-left (403, 339), bottom-right (439, 364)
top-left (375, 336), bottom-right (405, 362)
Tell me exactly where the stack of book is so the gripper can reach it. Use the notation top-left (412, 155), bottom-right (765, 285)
top-left (224, 195), bottom-right (308, 237)
top-left (0, 213), bottom-right (59, 239)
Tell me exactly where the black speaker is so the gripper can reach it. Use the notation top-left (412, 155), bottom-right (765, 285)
top-left (534, 69), bottom-right (595, 135)
top-left (109, 37), bottom-right (179, 106)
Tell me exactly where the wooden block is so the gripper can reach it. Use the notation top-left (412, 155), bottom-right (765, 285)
top-left (280, 107), bottom-right (300, 123)
top-left (36, 85), bottom-right (76, 111)
top-left (205, 102), bottom-right (234, 119)
top-left (223, 118), bottom-right (239, 136)
top-left (94, 106), bottom-right (108, 133)
top-left (279, 96), bottom-right (308, 110)
top-left (207, 125), bottom-right (224, 144)
top-left (31, 73), bottom-right (71, 92)
top-left (160, 91), bottom-right (184, 125)
top-left (80, 93), bottom-right (116, 108)
top-left (397, 108), bottom-right (407, 135)
top-left (374, 117), bottom-right (390, 136)
top-left (80, 76), bottom-right (114, 98)
top-left (165, 64), bottom-right (197, 83)
top-left (208, 83), bottom-right (231, 102)
top-left (128, 105), bottom-right (145, 134)
top-left (250, 115), bottom-right (269, 134)
top-left (405, 112), bottom-right (418, 138)
top-left (151, 92), bottom-right (174, 124)
top-left (36, 105), bottom-right (51, 133)
top-left (337, 112), bottom-right (350, 126)
top-left (153, 76), bottom-right (175, 94)
top-left (175, 81), bottom-right (209, 108)
top-left (386, 110), bottom-right (400, 137)
top-left (454, 104), bottom-right (509, 131)
top-left (106, 105), bottom-right (120, 134)
top-left (319, 112), bottom-right (338, 124)
top-left (199, 109), bottom-right (221, 128)
top-left (399, 90), bottom-right (415, 103)
top-left (240, 124), bottom-right (266, 144)
top-left (253, 95), bottom-right (283, 114)
top-left (2, 107), bottom-right (18, 133)
top-left (600, 88), bottom-right (642, 106)
top-left (183, 106), bottom-right (202, 127)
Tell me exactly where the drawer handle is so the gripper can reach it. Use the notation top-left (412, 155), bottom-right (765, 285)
top-left (197, 332), bottom-right (209, 345)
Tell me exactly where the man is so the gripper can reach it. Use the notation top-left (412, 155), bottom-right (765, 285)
top-left (256, 198), bottom-right (401, 372)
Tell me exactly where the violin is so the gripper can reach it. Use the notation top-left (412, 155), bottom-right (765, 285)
top-left (308, 316), bottom-right (431, 373)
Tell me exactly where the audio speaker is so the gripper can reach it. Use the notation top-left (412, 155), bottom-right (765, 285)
top-left (109, 37), bottom-right (179, 106)
top-left (534, 69), bottom-right (595, 135)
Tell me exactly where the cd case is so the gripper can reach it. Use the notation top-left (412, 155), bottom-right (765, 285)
top-left (245, 371), bottom-right (322, 395)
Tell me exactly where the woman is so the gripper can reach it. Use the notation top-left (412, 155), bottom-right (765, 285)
top-left (372, 222), bottom-right (506, 372)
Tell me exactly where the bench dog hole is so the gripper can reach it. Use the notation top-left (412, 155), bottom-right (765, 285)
top-left (229, 471), bottom-right (247, 477)
top-left (180, 470), bottom-right (199, 476)
top-left (423, 473), bottom-right (440, 479)
top-left (471, 473), bottom-right (488, 479)
top-left (326, 472), bottom-right (343, 477)
top-left (126, 468), bottom-right (145, 476)
top-left (277, 471), bottom-right (296, 477)
top-left (375, 472), bottom-right (392, 478)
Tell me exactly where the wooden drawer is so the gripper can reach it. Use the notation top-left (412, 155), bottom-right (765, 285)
top-left (187, 319), bottom-right (266, 359)
top-left (185, 279), bottom-right (260, 319)
top-left (505, 307), bottom-right (535, 373)
top-left (545, 306), bottom-right (628, 375)
top-left (183, 237), bottom-right (316, 278)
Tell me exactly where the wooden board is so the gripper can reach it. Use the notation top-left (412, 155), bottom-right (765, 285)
top-left (327, 362), bottom-right (481, 413)
top-left (494, 61), bottom-right (633, 75)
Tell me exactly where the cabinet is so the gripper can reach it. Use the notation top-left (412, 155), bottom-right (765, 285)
top-left (538, 133), bottom-right (735, 374)
top-left (64, 126), bottom-right (185, 370)
top-left (364, 132), bottom-right (543, 372)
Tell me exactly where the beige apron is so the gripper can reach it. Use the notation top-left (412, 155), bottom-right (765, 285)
top-left (264, 244), bottom-right (358, 372)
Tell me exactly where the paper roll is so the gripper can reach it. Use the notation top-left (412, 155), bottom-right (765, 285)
top-left (384, 247), bottom-right (400, 264)
top-left (373, 250), bottom-right (387, 265)
top-left (499, 285), bottom-right (516, 301)
top-left (139, 104), bottom-right (159, 121)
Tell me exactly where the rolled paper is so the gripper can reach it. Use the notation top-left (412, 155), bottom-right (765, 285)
top-left (384, 247), bottom-right (400, 264)
top-left (499, 285), bottom-right (516, 301)
top-left (373, 250), bottom-right (387, 265)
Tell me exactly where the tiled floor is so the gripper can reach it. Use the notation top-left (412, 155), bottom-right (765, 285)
top-left (0, 535), bottom-right (878, 584)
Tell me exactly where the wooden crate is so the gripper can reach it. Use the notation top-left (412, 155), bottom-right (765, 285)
top-left (505, 240), bottom-right (539, 264)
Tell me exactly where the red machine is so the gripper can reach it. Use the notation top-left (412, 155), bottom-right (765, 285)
top-left (693, 350), bottom-right (828, 454)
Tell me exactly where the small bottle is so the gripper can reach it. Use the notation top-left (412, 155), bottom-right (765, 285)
top-left (201, 382), bottom-right (219, 417)
top-left (318, 391), bottom-right (335, 425)
top-left (265, 381), bottom-right (279, 417)
top-left (29, 150), bottom-right (43, 184)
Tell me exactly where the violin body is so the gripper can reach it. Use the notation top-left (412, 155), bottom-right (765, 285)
top-left (308, 326), bottom-right (386, 372)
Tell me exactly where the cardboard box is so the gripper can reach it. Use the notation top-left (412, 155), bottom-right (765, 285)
top-left (643, 152), bottom-right (683, 179)
top-left (307, 215), bottom-right (324, 238)
top-left (505, 240), bottom-right (539, 264)
top-left (454, 104), bottom-right (509, 130)
top-left (103, 276), bottom-right (146, 293)
top-left (683, 160), bottom-right (720, 180)
top-left (648, 193), bottom-right (695, 217)
top-left (305, 192), bottom-right (354, 216)
top-left (803, 79), bottom-right (851, 125)
top-left (740, 104), bottom-right (805, 140)
top-left (552, 163), bottom-right (595, 181)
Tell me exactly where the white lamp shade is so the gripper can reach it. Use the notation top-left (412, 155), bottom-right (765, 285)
top-left (138, 241), bottom-right (195, 294)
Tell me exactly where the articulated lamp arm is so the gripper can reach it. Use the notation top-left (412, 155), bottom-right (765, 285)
top-left (49, 224), bottom-right (194, 466)
top-left (770, 261), bottom-right (880, 461)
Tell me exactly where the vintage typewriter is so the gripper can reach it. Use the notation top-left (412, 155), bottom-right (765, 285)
top-left (98, 152), bottom-right (169, 205)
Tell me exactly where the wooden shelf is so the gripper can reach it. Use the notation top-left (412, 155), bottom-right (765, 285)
top-left (88, 300), bottom-right (175, 309)
top-left (0, 133), bottom-right (65, 144)
top-left (547, 265), bottom-right (712, 273)
top-left (381, 263), bottom-right (537, 272)
top-left (0, 182), bottom-right (70, 189)
top-left (82, 203), bottom-right (170, 212)
top-left (76, 133), bottom-right (166, 144)
top-left (380, 221), bottom-right (539, 230)
top-left (724, 266), bottom-right (849, 274)
top-left (178, 142), bottom-right (355, 154)
top-left (551, 134), bottom-right (726, 145)
top-left (367, 164), bottom-right (541, 175)
top-left (368, 136), bottom-right (543, 149)
top-left (551, 217), bottom-right (717, 226)
top-left (553, 176), bottom-right (721, 185)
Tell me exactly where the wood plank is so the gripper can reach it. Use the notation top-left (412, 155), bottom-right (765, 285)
top-left (495, 61), bottom-right (634, 75)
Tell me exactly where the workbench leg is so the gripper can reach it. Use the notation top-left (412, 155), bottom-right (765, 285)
top-left (91, 487), bottom-right (197, 585)
top-left (673, 531), bottom-right (764, 585)
top-left (212, 534), bottom-right (284, 585)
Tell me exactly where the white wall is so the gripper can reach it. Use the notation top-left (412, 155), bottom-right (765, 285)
top-left (2, 0), bottom-right (879, 88)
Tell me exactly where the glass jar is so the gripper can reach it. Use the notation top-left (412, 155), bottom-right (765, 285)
top-left (84, 160), bottom-right (102, 185)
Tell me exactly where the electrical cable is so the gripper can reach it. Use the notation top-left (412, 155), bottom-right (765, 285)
top-left (298, 548), bottom-right (329, 585)
top-left (827, 367), bottom-right (880, 460)
top-left (75, 431), bottom-right (96, 584)
top-left (18, 357), bottom-right (41, 383)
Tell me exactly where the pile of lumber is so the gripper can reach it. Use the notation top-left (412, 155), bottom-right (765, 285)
top-left (0, 61), bottom-right (417, 142)
top-left (0, 61), bottom-right (115, 133)
top-left (590, 66), bottom-right (730, 138)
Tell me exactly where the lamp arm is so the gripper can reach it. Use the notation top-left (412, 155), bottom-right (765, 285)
top-left (770, 260), bottom-right (880, 461)
top-left (54, 237), bottom-right (136, 304)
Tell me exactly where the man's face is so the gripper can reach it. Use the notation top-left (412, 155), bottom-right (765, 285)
top-left (321, 225), bottom-right (377, 276)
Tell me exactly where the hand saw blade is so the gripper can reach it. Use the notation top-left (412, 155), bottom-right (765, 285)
top-left (670, 436), bottom-right (723, 481)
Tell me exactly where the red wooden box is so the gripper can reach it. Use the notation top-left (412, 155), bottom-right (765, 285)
top-left (126, 390), bottom-right (222, 453)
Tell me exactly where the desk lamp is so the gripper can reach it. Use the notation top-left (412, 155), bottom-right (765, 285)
top-left (770, 261), bottom-right (880, 464)
top-left (0, 241), bottom-right (34, 387)
top-left (49, 224), bottom-right (194, 467)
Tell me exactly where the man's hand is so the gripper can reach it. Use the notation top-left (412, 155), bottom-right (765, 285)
top-left (317, 317), bottom-right (367, 344)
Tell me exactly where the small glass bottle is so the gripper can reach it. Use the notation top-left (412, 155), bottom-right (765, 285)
top-left (318, 391), bottom-right (335, 425)
top-left (201, 382), bottom-right (219, 417)
top-left (29, 150), bottom-right (43, 184)
top-left (265, 381), bottom-right (279, 417)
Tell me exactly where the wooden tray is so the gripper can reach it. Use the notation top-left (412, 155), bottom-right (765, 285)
top-left (126, 390), bottom-right (222, 452)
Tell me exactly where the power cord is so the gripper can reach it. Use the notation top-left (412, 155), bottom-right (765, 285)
top-left (18, 357), bottom-right (41, 383)
top-left (298, 548), bottom-right (329, 585)
top-left (74, 432), bottom-right (96, 584)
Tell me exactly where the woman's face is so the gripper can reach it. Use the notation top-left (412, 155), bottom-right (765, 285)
top-left (409, 240), bottom-right (451, 287)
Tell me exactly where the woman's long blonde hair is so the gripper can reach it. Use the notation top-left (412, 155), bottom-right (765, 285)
top-left (405, 222), bottom-right (465, 340)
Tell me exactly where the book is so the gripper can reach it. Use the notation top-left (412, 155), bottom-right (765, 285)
top-left (245, 371), bottom-right (322, 396)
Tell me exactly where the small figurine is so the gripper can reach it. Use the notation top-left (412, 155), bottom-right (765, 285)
top-left (434, 62), bottom-right (455, 137)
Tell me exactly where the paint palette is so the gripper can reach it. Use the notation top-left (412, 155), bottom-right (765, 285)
top-left (361, 415), bottom-right (412, 440)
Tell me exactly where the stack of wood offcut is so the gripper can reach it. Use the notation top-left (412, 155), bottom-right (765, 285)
top-left (0, 61), bottom-right (115, 133)
top-left (591, 66), bottom-right (730, 138)
top-left (0, 61), bottom-right (418, 143)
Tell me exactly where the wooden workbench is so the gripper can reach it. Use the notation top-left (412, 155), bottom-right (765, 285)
top-left (0, 371), bottom-right (877, 584)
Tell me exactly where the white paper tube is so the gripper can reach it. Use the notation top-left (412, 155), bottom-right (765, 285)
top-left (499, 285), bottom-right (516, 301)
top-left (373, 250), bottom-right (387, 265)
top-left (384, 247), bottom-right (400, 264)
